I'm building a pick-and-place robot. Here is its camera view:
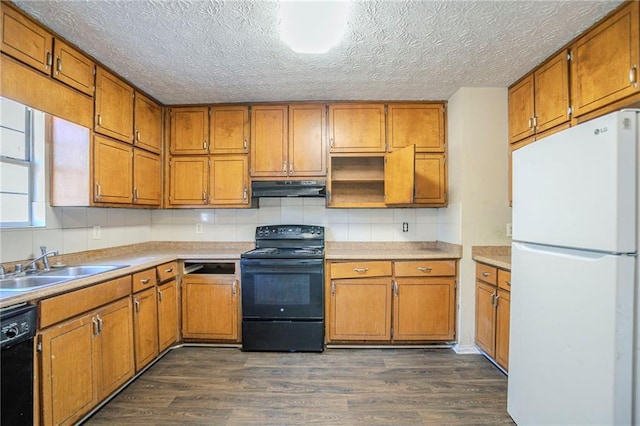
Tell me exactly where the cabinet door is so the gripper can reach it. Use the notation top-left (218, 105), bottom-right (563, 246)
top-left (393, 278), bottom-right (455, 341)
top-left (210, 106), bottom-right (249, 154)
top-left (0, 3), bottom-right (53, 74)
top-left (508, 74), bottom-right (535, 143)
top-left (40, 315), bottom-right (96, 426)
top-left (95, 67), bottom-right (134, 143)
top-left (93, 135), bottom-right (132, 204)
top-left (133, 287), bottom-right (159, 372)
top-left (288, 103), bottom-right (327, 176)
top-left (328, 103), bottom-right (386, 152)
top-left (475, 280), bottom-right (496, 357)
top-left (534, 50), bottom-right (569, 134)
top-left (384, 144), bottom-right (414, 205)
top-left (94, 298), bottom-right (135, 400)
top-left (158, 279), bottom-right (179, 352)
top-left (169, 107), bottom-right (209, 154)
top-left (414, 153), bottom-right (447, 205)
top-left (133, 148), bottom-right (161, 206)
top-left (495, 289), bottom-right (511, 371)
top-left (571, 1), bottom-right (640, 117)
top-left (387, 103), bottom-right (445, 152)
top-left (329, 278), bottom-right (392, 341)
top-left (168, 156), bottom-right (208, 205)
top-left (182, 275), bottom-right (239, 341)
top-left (209, 155), bottom-right (249, 205)
top-left (250, 105), bottom-right (288, 177)
top-left (133, 148), bottom-right (162, 206)
top-left (52, 38), bottom-right (95, 96)
top-left (134, 92), bottom-right (163, 154)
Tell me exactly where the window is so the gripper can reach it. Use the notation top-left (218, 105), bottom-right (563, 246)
top-left (0, 97), bottom-right (45, 228)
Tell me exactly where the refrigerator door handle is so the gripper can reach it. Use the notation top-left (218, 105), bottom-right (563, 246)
top-left (513, 242), bottom-right (616, 261)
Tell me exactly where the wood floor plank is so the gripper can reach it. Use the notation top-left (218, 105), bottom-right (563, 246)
top-left (84, 347), bottom-right (515, 425)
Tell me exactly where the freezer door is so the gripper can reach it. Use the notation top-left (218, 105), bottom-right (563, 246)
top-left (508, 242), bottom-right (634, 425)
top-left (512, 110), bottom-right (637, 253)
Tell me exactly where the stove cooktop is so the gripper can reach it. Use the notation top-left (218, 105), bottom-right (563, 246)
top-left (241, 247), bottom-right (324, 259)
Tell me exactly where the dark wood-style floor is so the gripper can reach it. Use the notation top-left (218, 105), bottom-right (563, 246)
top-left (85, 347), bottom-right (515, 425)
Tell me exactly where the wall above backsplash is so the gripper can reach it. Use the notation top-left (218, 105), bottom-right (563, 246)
top-left (0, 198), bottom-right (442, 263)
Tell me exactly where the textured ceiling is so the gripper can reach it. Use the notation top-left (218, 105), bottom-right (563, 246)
top-left (13, 0), bottom-right (624, 105)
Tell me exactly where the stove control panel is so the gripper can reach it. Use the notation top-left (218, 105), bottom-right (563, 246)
top-left (0, 304), bottom-right (36, 348)
top-left (255, 225), bottom-right (324, 240)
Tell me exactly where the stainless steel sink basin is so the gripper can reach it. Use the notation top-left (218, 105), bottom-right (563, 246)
top-left (43, 265), bottom-right (126, 277)
top-left (0, 276), bottom-right (72, 291)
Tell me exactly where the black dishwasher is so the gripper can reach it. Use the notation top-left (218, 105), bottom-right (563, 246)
top-left (1, 304), bottom-right (37, 425)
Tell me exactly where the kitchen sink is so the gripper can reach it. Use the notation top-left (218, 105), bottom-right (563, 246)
top-left (0, 275), bottom-right (72, 291)
top-left (1, 264), bottom-right (128, 292)
top-left (43, 265), bottom-right (127, 277)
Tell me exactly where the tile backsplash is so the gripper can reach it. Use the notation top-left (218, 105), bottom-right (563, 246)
top-left (0, 198), bottom-right (441, 262)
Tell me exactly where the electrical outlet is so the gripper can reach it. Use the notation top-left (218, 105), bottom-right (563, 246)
top-left (506, 223), bottom-right (512, 237)
top-left (93, 225), bottom-right (101, 239)
top-left (402, 222), bottom-right (409, 232)
top-left (195, 223), bottom-right (203, 234)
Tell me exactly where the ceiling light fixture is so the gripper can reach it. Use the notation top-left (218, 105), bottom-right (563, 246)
top-left (279, 1), bottom-right (351, 54)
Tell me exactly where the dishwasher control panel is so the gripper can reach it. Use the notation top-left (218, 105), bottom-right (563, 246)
top-left (0, 304), bottom-right (36, 348)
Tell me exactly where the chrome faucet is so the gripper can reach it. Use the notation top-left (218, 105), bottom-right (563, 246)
top-left (18, 246), bottom-right (59, 273)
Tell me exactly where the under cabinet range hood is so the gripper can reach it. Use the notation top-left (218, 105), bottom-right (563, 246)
top-left (251, 180), bottom-right (326, 198)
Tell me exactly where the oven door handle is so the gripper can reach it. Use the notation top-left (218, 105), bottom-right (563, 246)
top-left (240, 259), bottom-right (324, 269)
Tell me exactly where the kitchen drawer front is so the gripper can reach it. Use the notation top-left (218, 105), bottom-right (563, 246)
top-left (498, 269), bottom-right (512, 291)
top-left (475, 263), bottom-right (497, 285)
top-left (156, 261), bottom-right (178, 283)
top-left (330, 261), bottom-right (392, 279)
top-left (132, 268), bottom-right (157, 293)
top-left (394, 260), bottom-right (456, 277)
top-left (39, 275), bottom-right (132, 328)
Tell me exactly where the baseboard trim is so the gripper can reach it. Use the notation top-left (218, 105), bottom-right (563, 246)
top-left (452, 343), bottom-right (481, 354)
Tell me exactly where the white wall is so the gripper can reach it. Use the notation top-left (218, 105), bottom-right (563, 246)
top-left (441, 87), bottom-right (512, 350)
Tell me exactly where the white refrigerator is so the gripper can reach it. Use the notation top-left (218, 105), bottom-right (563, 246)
top-left (508, 109), bottom-right (638, 425)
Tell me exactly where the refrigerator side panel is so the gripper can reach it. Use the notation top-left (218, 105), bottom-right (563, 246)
top-left (512, 110), bottom-right (637, 253)
top-left (508, 242), bottom-right (634, 425)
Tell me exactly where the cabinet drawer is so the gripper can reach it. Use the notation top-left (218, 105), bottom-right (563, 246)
top-left (132, 268), bottom-right (157, 293)
top-left (394, 260), bottom-right (456, 277)
top-left (330, 261), bottom-right (392, 279)
top-left (156, 261), bottom-right (178, 283)
top-left (498, 269), bottom-right (511, 291)
top-left (475, 263), bottom-right (497, 285)
top-left (39, 275), bottom-right (131, 328)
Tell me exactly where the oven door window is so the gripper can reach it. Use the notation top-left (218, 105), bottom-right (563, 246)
top-left (241, 260), bottom-right (323, 320)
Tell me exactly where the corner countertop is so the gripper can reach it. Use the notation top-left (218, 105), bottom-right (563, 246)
top-left (325, 241), bottom-right (462, 260)
top-left (471, 246), bottom-right (511, 270)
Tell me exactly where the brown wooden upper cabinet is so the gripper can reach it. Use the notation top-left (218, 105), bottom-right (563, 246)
top-left (250, 105), bottom-right (288, 177)
top-left (93, 135), bottom-right (133, 204)
top-left (52, 39), bottom-right (95, 96)
top-left (1, 3), bottom-right (53, 74)
top-left (387, 103), bottom-right (445, 152)
top-left (210, 106), bottom-right (249, 154)
top-left (328, 103), bottom-right (386, 152)
top-left (133, 148), bottom-right (161, 206)
top-left (288, 104), bottom-right (327, 177)
top-left (570, 0), bottom-right (639, 117)
top-left (134, 92), bottom-right (163, 154)
top-left (169, 106), bottom-right (209, 155)
top-left (95, 67), bottom-right (134, 143)
top-left (508, 50), bottom-right (570, 144)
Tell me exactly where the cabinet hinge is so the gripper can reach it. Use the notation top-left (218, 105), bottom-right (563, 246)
top-left (567, 106), bottom-right (573, 116)
top-left (567, 50), bottom-right (573, 62)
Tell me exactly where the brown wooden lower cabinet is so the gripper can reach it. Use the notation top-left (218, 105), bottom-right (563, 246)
top-left (475, 262), bottom-right (511, 371)
top-left (132, 287), bottom-right (159, 372)
top-left (182, 273), bottom-right (239, 341)
top-left (327, 259), bottom-right (457, 343)
top-left (157, 278), bottom-right (179, 352)
top-left (39, 297), bottom-right (134, 426)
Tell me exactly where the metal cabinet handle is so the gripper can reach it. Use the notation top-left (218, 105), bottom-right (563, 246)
top-left (417, 267), bottom-right (432, 272)
top-left (135, 130), bottom-right (141, 142)
top-left (203, 141), bottom-right (208, 150)
top-left (97, 315), bottom-right (103, 333)
top-left (532, 115), bottom-right (538, 129)
top-left (630, 65), bottom-right (637, 86)
top-left (164, 267), bottom-right (174, 273)
top-left (96, 114), bottom-right (102, 126)
top-left (46, 51), bottom-right (52, 68)
top-left (243, 188), bottom-right (248, 201)
top-left (95, 183), bottom-right (102, 201)
top-left (495, 293), bottom-right (501, 306)
top-left (392, 281), bottom-right (398, 296)
top-left (134, 299), bottom-right (140, 312)
top-left (243, 139), bottom-right (247, 149)
top-left (527, 117), bottom-right (533, 129)
top-left (353, 267), bottom-right (369, 274)
top-left (482, 272), bottom-right (490, 277)
top-left (331, 281), bottom-right (335, 295)
top-left (133, 187), bottom-right (139, 202)
top-left (330, 138), bottom-right (334, 148)
top-left (140, 278), bottom-right (151, 284)
top-left (490, 292), bottom-right (496, 307)
top-left (158, 289), bottom-right (163, 302)
top-left (56, 57), bottom-right (62, 73)
top-left (92, 318), bottom-right (99, 336)
top-left (232, 279), bottom-right (237, 296)
top-left (202, 191), bottom-right (207, 203)
top-left (289, 162), bottom-right (294, 174)
top-left (505, 280), bottom-right (511, 286)
top-left (283, 161), bottom-right (288, 172)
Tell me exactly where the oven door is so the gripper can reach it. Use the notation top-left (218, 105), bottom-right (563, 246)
top-left (241, 258), bottom-right (324, 320)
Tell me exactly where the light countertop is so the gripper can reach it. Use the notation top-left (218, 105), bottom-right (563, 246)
top-left (471, 246), bottom-right (511, 270)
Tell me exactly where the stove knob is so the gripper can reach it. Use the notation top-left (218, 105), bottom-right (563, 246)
top-left (5, 327), bottom-right (18, 339)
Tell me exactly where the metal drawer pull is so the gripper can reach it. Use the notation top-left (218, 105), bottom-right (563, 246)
top-left (140, 278), bottom-right (151, 284)
top-left (353, 267), bottom-right (369, 273)
top-left (164, 267), bottom-right (173, 273)
top-left (135, 299), bottom-right (140, 312)
top-left (56, 57), bottom-right (62, 73)
top-left (505, 280), bottom-right (511, 286)
top-left (482, 272), bottom-right (490, 277)
top-left (97, 315), bottom-right (103, 333)
top-left (417, 267), bottom-right (433, 272)
top-left (92, 318), bottom-right (99, 336)
top-left (232, 279), bottom-right (237, 296)
top-left (630, 64), bottom-right (637, 86)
